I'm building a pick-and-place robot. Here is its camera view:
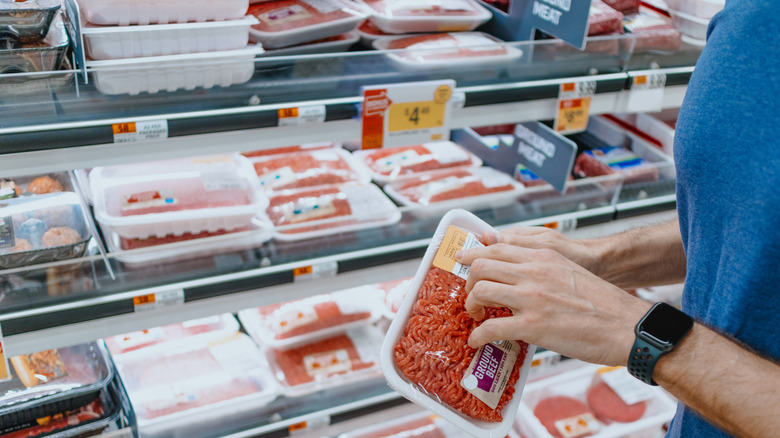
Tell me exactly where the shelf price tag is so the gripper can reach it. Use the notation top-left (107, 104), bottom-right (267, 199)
top-left (288, 415), bottom-right (331, 435)
top-left (626, 72), bottom-right (667, 113)
top-left (112, 120), bottom-right (168, 144)
top-left (554, 81), bottom-right (596, 135)
top-left (361, 79), bottom-right (456, 150)
top-left (278, 105), bottom-right (326, 127)
top-left (293, 261), bottom-right (337, 283)
top-left (133, 289), bottom-right (184, 312)
top-left (0, 324), bottom-right (10, 382)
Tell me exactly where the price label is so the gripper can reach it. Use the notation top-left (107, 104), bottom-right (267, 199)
top-left (626, 72), bottom-right (667, 113)
top-left (288, 415), bottom-right (330, 435)
top-left (554, 81), bottom-right (596, 135)
top-left (112, 119), bottom-right (168, 144)
top-left (134, 289), bottom-right (184, 312)
top-left (598, 366), bottom-right (654, 405)
top-left (278, 105), bottom-right (326, 127)
top-left (293, 261), bottom-right (337, 283)
top-left (0, 324), bottom-right (10, 382)
top-left (361, 80), bottom-right (455, 149)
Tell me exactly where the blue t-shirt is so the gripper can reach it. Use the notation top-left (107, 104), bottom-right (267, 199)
top-left (672, 0), bottom-right (780, 436)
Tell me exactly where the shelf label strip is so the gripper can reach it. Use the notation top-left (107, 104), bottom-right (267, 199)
top-left (293, 261), bottom-right (338, 283)
top-left (134, 289), bottom-right (185, 312)
top-left (626, 73), bottom-right (667, 113)
top-left (289, 415), bottom-right (331, 435)
top-left (113, 119), bottom-right (169, 144)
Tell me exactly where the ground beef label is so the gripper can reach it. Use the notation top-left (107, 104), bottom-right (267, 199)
top-left (259, 5), bottom-right (312, 26)
top-left (272, 303), bottom-right (319, 335)
top-left (460, 340), bottom-right (521, 409)
top-left (432, 225), bottom-right (484, 280)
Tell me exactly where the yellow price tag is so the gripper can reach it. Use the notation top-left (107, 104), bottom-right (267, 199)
top-left (554, 97), bottom-right (591, 135)
top-left (133, 294), bottom-right (156, 306)
top-left (112, 122), bottom-right (136, 135)
top-left (289, 422), bottom-right (307, 432)
top-left (278, 107), bottom-right (299, 119)
top-left (293, 266), bottom-right (313, 277)
top-left (387, 100), bottom-right (446, 132)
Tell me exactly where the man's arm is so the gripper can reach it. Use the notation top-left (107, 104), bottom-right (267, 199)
top-left (485, 220), bottom-right (686, 289)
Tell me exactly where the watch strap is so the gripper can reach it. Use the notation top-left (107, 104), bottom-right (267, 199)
top-left (627, 337), bottom-right (664, 386)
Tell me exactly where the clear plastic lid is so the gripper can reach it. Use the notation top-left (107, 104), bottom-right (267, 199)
top-left (384, 167), bottom-right (523, 206)
top-left (242, 141), bottom-right (338, 158)
top-left (374, 32), bottom-right (523, 68)
top-left (357, 0), bottom-right (491, 34)
top-left (250, 148), bottom-right (370, 192)
top-left (0, 342), bottom-right (113, 416)
top-left (352, 141), bottom-right (483, 184)
top-left (266, 183), bottom-right (400, 241)
top-left (113, 333), bottom-right (277, 424)
top-left (238, 286), bottom-right (384, 350)
top-left (266, 325), bottom-right (384, 397)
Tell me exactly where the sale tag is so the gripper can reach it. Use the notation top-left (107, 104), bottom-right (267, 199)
top-left (289, 415), bottom-right (330, 435)
top-left (113, 120), bottom-right (168, 144)
top-left (293, 261), bottom-right (337, 283)
top-left (278, 105), bottom-right (326, 127)
top-left (598, 366), bottom-right (654, 405)
top-left (0, 324), bottom-right (10, 382)
top-left (554, 81), bottom-right (596, 135)
top-left (626, 72), bottom-right (667, 113)
top-left (361, 80), bottom-right (455, 149)
top-left (134, 289), bottom-right (184, 312)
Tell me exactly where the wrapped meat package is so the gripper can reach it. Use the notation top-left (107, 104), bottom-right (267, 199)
top-left (382, 209), bottom-right (536, 437)
top-left (238, 286), bottom-right (384, 349)
top-left (588, 0), bottom-right (624, 36)
top-left (250, 148), bottom-right (369, 192)
top-left (266, 326), bottom-right (384, 397)
top-left (357, 0), bottom-right (491, 34)
top-left (384, 167), bottom-right (523, 207)
top-left (352, 141), bottom-right (482, 185)
top-left (573, 146), bottom-right (660, 185)
top-left (373, 32), bottom-right (523, 69)
top-left (340, 411), bottom-right (467, 438)
top-left (622, 8), bottom-right (682, 52)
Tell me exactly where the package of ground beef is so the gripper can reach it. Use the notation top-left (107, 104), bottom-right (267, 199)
top-left (383, 167), bottom-right (522, 207)
top-left (381, 209), bottom-right (536, 437)
top-left (250, 148), bottom-right (369, 192)
top-left (357, 0), bottom-right (491, 34)
top-left (588, 0), bottom-right (624, 36)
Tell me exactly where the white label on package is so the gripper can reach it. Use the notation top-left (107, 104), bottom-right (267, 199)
top-left (423, 142), bottom-right (469, 164)
top-left (133, 289), bottom-right (184, 312)
top-left (122, 190), bottom-right (176, 211)
top-left (112, 120), bottom-right (168, 144)
top-left (304, 349), bottom-right (352, 377)
top-left (373, 150), bottom-right (425, 173)
top-left (260, 5), bottom-right (311, 25)
top-left (201, 172), bottom-right (245, 191)
top-left (432, 225), bottom-right (485, 280)
top-left (210, 336), bottom-right (263, 373)
top-left (272, 302), bottom-right (319, 333)
top-left (279, 105), bottom-right (326, 127)
top-left (554, 413), bottom-right (601, 438)
top-left (285, 197), bottom-right (337, 223)
top-left (259, 166), bottom-right (297, 189)
top-left (310, 150), bottom-right (339, 161)
top-left (342, 186), bottom-right (392, 218)
top-left (623, 13), bottom-right (669, 32)
top-left (417, 177), bottom-right (464, 201)
top-left (181, 315), bottom-right (222, 328)
top-left (460, 340), bottom-right (521, 409)
top-left (114, 327), bottom-right (165, 351)
top-left (473, 168), bottom-right (511, 189)
top-left (304, 0), bottom-right (345, 14)
top-left (600, 367), bottom-right (654, 405)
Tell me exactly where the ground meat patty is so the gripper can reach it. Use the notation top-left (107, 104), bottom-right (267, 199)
top-left (41, 227), bottom-right (82, 247)
top-left (533, 396), bottom-right (597, 438)
top-left (588, 0), bottom-right (624, 36)
top-left (105, 179), bottom-right (252, 217)
top-left (27, 176), bottom-right (65, 195)
top-left (395, 267), bottom-right (529, 422)
top-left (252, 151), bottom-right (359, 191)
top-left (586, 382), bottom-right (646, 423)
top-left (273, 333), bottom-right (375, 386)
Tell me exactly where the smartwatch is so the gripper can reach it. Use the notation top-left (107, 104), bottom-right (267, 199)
top-left (628, 302), bottom-right (693, 385)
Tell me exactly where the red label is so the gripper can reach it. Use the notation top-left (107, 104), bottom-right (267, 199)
top-left (126, 191), bottom-right (162, 205)
top-left (562, 83), bottom-right (576, 92)
top-left (362, 88), bottom-right (392, 150)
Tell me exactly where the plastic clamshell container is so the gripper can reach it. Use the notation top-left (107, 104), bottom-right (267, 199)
top-left (0, 192), bottom-right (91, 269)
top-left (113, 333), bottom-right (278, 438)
top-left (76, 0), bottom-right (250, 26)
top-left (250, 148), bottom-right (371, 192)
top-left (665, 0), bottom-right (723, 19)
top-left (238, 286), bottom-right (385, 350)
top-left (0, 13), bottom-right (69, 74)
top-left (265, 325), bottom-right (384, 398)
top-left (82, 16), bottom-right (259, 61)
top-left (514, 362), bottom-right (677, 438)
top-left (381, 209), bottom-right (536, 438)
top-left (357, 0), bottom-right (492, 34)
top-left (104, 314), bottom-right (241, 357)
top-left (0, 342), bottom-right (113, 429)
top-left (90, 154), bottom-right (268, 239)
top-left (88, 45), bottom-right (262, 95)
top-left (259, 30), bottom-right (358, 56)
top-left (668, 8), bottom-right (710, 40)
top-left (0, 0), bottom-right (61, 42)
top-left (373, 32), bottom-right (522, 70)
top-left (635, 108), bottom-right (678, 156)
top-left (247, 0), bottom-right (366, 49)
top-left (267, 182), bottom-right (401, 242)
top-left (338, 410), bottom-right (471, 438)
top-left (351, 141), bottom-right (483, 185)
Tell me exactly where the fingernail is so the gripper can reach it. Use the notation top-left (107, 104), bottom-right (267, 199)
top-left (455, 250), bottom-right (463, 260)
top-left (484, 231), bottom-right (498, 245)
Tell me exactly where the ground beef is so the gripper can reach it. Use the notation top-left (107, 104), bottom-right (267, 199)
top-left (361, 143), bottom-right (474, 177)
top-left (255, 297), bottom-right (373, 339)
top-left (249, 0), bottom-right (355, 33)
top-left (588, 0), bottom-right (624, 36)
top-left (394, 169), bottom-right (515, 205)
top-left (105, 179), bottom-right (252, 217)
top-left (119, 227), bottom-right (249, 250)
top-left (586, 382), bottom-right (647, 423)
top-left (533, 396), bottom-right (597, 438)
top-left (266, 186), bottom-right (352, 231)
top-left (273, 333), bottom-right (375, 386)
top-left (602, 0), bottom-right (640, 15)
top-left (252, 150), bottom-right (359, 191)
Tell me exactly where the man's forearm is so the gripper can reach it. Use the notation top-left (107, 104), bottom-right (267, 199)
top-left (587, 220), bottom-right (686, 289)
top-left (655, 324), bottom-right (780, 438)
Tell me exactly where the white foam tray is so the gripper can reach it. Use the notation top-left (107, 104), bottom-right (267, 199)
top-left (77, 0), bottom-right (250, 26)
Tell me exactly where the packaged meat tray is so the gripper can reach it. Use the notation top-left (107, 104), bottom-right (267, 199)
top-left (81, 16), bottom-right (259, 61)
top-left (384, 167), bottom-right (524, 209)
top-left (382, 209), bottom-right (536, 437)
top-left (339, 411), bottom-right (469, 438)
top-left (667, 8), bottom-right (710, 40)
top-left (0, 342), bottom-right (113, 430)
top-left (266, 183), bottom-right (401, 241)
top-left (574, 146), bottom-right (660, 186)
top-left (665, 0), bottom-right (723, 19)
top-left (91, 154), bottom-right (267, 239)
top-left (113, 333), bottom-right (278, 437)
top-left (601, 0), bottom-right (640, 15)
top-left (355, 19), bottom-right (399, 46)
top-left (1, 173), bottom-right (72, 200)
top-left (250, 148), bottom-right (370, 192)
top-left (76, 0), bottom-right (250, 26)
top-left (247, 0), bottom-right (366, 49)
top-left (88, 45), bottom-right (262, 95)
top-left (351, 141), bottom-right (483, 185)
top-left (266, 326), bottom-right (384, 397)
top-left (0, 13), bottom-right (69, 74)
top-left (260, 30), bottom-right (359, 56)
top-left (0, 0), bottom-right (60, 42)
top-left (588, 0), bottom-right (624, 36)
top-left (373, 32), bottom-right (523, 69)
top-left (104, 314), bottom-right (241, 357)
top-left (622, 8), bottom-right (682, 52)
top-left (357, 0), bottom-right (492, 34)
top-left (0, 192), bottom-right (91, 269)
top-left (238, 286), bottom-right (384, 350)
top-left (242, 141), bottom-right (338, 158)
top-left (514, 362), bottom-right (677, 438)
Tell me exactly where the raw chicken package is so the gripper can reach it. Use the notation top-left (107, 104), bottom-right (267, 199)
top-left (383, 167), bottom-right (523, 207)
top-left (112, 333), bottom-right (277, 437)
top-left (247, 0), bottom-right (366, 49)
top-left (91, 154), bottom-right (267, 239)
top-left (351, 141), bottom-right (483, 185)
top-left (266, 183), bottom-right (401, 241)
top-left (357, 0), bottom-right (491, 34)
top-left (373, 32), bottom-right (522, 69)
top-left (238, 286), bottom-right (384, 350)
top-left (250, 148), bottom-right (370, 192)
top-left (266, 326), bottom-right (384, 397)
top-left (381, 209), bottom-right (536, 438)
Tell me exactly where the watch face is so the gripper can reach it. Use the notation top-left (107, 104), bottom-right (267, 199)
top-left (638, 303), bottom-right (694, 347)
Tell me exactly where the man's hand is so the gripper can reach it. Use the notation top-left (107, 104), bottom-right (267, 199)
top-left (456, 244), bottom-right (651, 367)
